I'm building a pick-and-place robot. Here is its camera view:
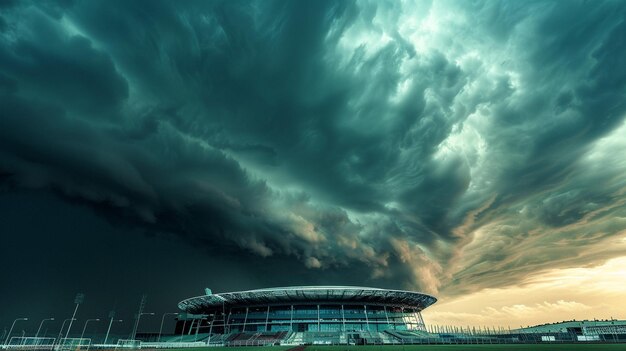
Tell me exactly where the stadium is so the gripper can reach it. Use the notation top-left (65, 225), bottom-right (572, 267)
top-left (2, 286), bottom-right (626, 350)
top-left (174, 286), bottom-right (437, 346)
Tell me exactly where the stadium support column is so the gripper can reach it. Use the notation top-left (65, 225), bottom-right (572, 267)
top-left (221, 301), bottom-right (226, 334)
top-left (243, 308), bottom-right (249, 332)
top-left (180, 319), bottom-right (187, 338)
top-left (187, 319), bottom-right (196, 335)
top-left (341, 305), bottom-right (346, 332)
top-left (225, 310), bottom-right (232, 334)
top-left (317, 305), bottom-right (321, 332)
top-left (207, 314), bottom-right (215, 345)
top-left (383, 306), bottom-right (391, 330)
top-left (417, 312), bottom-right (426, 332)
top-left (265, 306), bottom-right (270, 332)
top-left (290, 306), bottom-right (294, 332)
top-left (364, 305), bottom-right (370, 332)
top-left (195, 317), bottom-right (206, 341)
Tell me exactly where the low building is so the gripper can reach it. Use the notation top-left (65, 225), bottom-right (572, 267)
top-left (516, 319), bottom-right (626, 342)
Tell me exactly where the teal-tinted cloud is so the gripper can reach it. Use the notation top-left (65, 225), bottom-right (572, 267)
top-left (1, 0), bottom-right (626, 297)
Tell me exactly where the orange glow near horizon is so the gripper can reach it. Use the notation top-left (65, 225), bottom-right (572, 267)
top-left (425, 256), bottom-right (626, 327)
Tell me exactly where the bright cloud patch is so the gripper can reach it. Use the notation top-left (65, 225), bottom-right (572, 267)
top-left (427, 257), bottom-right (626, 326)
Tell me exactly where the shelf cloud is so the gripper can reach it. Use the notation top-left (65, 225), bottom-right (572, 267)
top-left (1, 0), bottom-right (626, 309)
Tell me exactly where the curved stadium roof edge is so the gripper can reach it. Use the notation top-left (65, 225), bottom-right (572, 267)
top-left (178, 285), bottom-right (437, 313)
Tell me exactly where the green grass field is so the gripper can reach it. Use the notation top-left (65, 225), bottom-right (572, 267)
top-left (304, 345), bottom-right (626, 351)
top-left (156, 344), bottom-right (626, 351)
top-left (154, 347), bottom-right (292, 351)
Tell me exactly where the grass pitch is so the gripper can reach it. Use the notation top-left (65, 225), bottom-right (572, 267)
top-left (157, 344), bottom-right (626, 351)
top-left (156, 347), bottom-right (292, 351)
top-left (304, 345), bottom-right (626, 351)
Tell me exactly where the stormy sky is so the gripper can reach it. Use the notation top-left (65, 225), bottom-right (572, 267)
top-left (1, 0), bottom-right (626, 332)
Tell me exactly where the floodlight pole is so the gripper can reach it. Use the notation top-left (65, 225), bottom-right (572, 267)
top-left (133, 313), bottom-right (154, 340)
top-left (80, 319), bottom-right (100, 341)
top-left (4, 318), bottom-right (28, 346)
top-left (35, 318), bottom-right (54, 339)
top-left (158, 313), bottom-right (178, 342)
top-left (55, 318), bottom-right (75, 347)
top-left (131, 295), bottom-right (148, 340)
top-left (65, 293), bottom-right (85, 340)
top-left (103, 319), bottom-right (122, 345)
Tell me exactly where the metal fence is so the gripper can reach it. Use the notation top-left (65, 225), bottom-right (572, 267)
top-left (2, 330), bottom-right (625, 350)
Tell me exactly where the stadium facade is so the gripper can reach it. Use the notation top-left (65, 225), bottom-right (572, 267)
top-left (175, 286), bottom-right (437, 345)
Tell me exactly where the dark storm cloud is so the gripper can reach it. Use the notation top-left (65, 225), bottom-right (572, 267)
top-left (434, 0), bottom-right (626, 293)
top-left (1, 0), bottom-right (626, 300)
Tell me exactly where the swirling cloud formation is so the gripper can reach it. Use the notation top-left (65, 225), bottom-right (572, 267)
top-left (1, 1), bottom-right (626, 300)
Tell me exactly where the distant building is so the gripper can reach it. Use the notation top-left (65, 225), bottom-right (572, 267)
top-left (517, 320), bottom-right (626, 342)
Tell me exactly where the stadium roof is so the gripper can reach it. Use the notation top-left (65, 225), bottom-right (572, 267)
top-left (178, 286), bottom-right (437, 313)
